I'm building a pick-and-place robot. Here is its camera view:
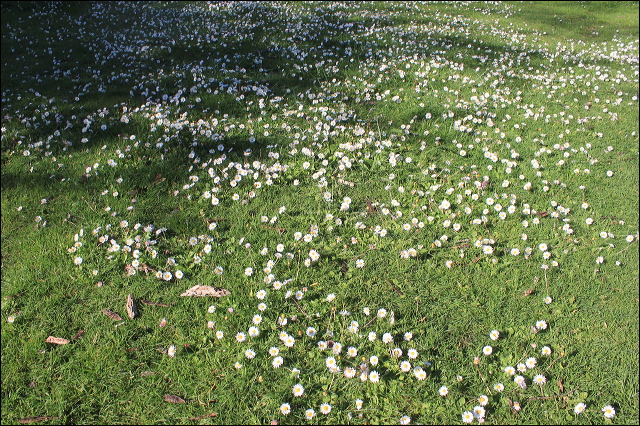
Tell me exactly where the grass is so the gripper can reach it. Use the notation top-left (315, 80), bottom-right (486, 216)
top-left (1, 1), bottom-right (638, 424)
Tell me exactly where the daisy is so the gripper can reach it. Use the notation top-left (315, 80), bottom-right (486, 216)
top-left (7, 316), bottom-right (16, 323)
top-left (489, 330), bottom-right (500, 340)
top-left (515, 375), bottom-right (527, 389)
top-left (355, 399), bottom-right (363, 410)
top-left (347, 347), bottom-right (358, 357)
top-left (305, 409), bottom-right (315, 420)
top-left (541, 346), bottom-right (552, 356)
top-left (74, 257), bottom-right (83, 266)
top-left (369, 370), bottom-right (380, 383)
top-left (483, 345), bottom-right (493, 355)
top-left (535, 320), bottom-right (548, 330)
top-left (292, 383), bottom-right (304, 397)
top-left (602, 405), bottom-right (615, 419)
top-left (320, 403), bottom-right (331, 415)
top-left (306, 327), bottom-right (317, 337)
top-left (368, 332), bottom-right (377, 341)
top-left (533, 374), bottom-right (546, 385)
top-left (413, 367), bottom-right (427, 380)
top-left (478, 395), bottom-right (489, 406)
top-left (382, 332), bottom-right (393, 343)
top-left (626, 235), bottom-right (635, 243)
top-left (272, 356), bottom-right (283, 368)
top-left (325, 357), bottom-right (337, 369)
top-left (216, 330), bottom-right (224, 339)
top-left (167, 345), bottom-right (176, 357)
top-left (235, 332), bottom-right (246, 343)
top-left (407, 348), bottom-right (419, 359)
top-left (526, 357), bottom-right (537, 369)
top-left (399, 361), bottom-right (412, 372)
top-left (544, 296), bottom-right (552, 304)
top-left (574, 402), bottom-right (586, 415)
top-left (439, 386), bottom-right (449, 396)
top-left (370, 355), bottom-right (379, 366)
top-left (399, 415), bottom-right (411, 425)
top-left (269, 347), bottom-right (280, 357)
top-left (473, 406), bottom-right (486, 419)
top-left (462, 411), bottom-right (474, 423)
top-left (504, 366), bottom-right (516, 375)
top-left (279, 403), bottom-right (291, 415)
top-left (234, 362), bottom-right (242, 369)
top-left (208, 305), bottom-right (216, 314)
top-left (245, 349), bottom-right (256, 359)
top-left (344, 367), bottom-right (356, 378)
top-left (493, 383), bottom-right (504, 392)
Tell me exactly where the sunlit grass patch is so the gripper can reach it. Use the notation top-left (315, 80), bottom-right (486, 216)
top-left (2, 1), bottom-right (638, 424)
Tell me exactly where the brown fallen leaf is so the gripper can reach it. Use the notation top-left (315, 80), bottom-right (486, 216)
top-left (45, 336), bottom-right (70, 345)
top-left (180, 285), bottom-right (231, 297)
top-left (558, 379), bottom-right (565, 393)
top-left (522, 289), bottom-right (534, 297)
top-left (126, 294), bottom-right (137, 319)
top-left (71, 330), bottom-right (85, 340)
top-left (164, 394), bottom-right (186, 403)
top-left (102, 309), bottom-right (123, 321)
top-left (140, 371), bottom-right (156, 377)
top-left (18, 416), bottom-right (59, 424)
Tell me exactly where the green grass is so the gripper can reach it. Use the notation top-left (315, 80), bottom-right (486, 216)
top-left (2, 1), bottom-right (638, 424)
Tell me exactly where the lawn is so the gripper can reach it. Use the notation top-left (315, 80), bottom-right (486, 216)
top-left (1, 1), bottom-right (638, 424)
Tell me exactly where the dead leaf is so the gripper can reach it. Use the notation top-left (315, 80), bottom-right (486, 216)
top-left (102, 309), bottom-right (123, 321)
top-left (558, 379), bottom-right (564, 393)
top-left (522, 289), bottom-right (533, 297)
top-left (71, 330), bottom-right (85, 340)
top-left (164, 395), bottom-right (186, 403)
top-left (140, 371), bottom-right (156, 377)
top-left (126, 294), bottom-right (137, 319)
top-left (535, 211), bottom-right (549, 217)
top-left (45, 336), bottom-right (70, 345)
top-left (180, 285), bottom-right (231, 297)
top-left (18, 416), bottom-right (59, 424)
